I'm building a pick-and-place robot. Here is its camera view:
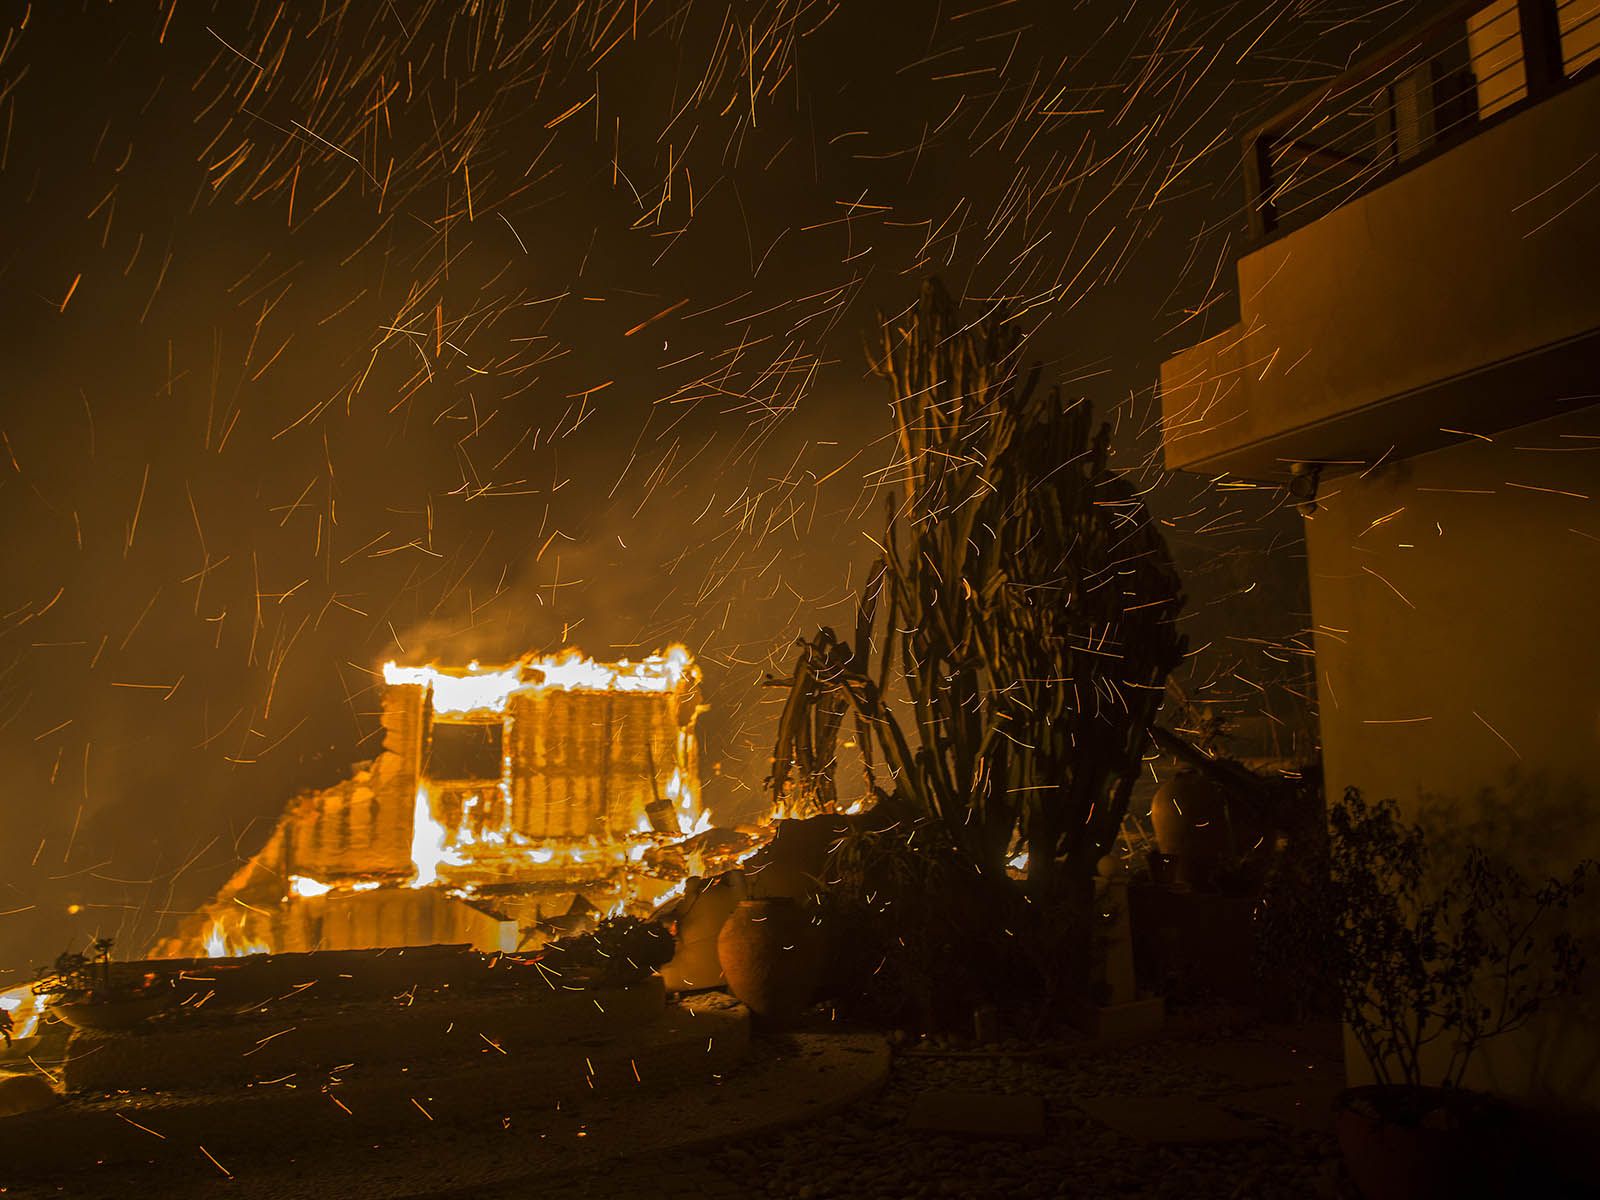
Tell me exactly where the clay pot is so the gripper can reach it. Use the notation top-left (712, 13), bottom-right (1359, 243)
top-left (716, 898), bottom-right (824, 1023)
top-left (1149, 769), bottom-right (1234, 887)
top-left (1333, 1085), bottom-right (1507, 1200)
top-left (660, 872), bottom-right (748, 992)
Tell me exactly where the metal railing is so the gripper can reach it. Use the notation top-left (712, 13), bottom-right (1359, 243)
top-left (1244, 0), bottom-right (1598, 240)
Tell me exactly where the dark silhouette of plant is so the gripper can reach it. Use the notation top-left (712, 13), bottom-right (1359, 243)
top-left (1327, 787), bottom-right (1591, 1089)
top-left (32, 938), bottom-right (123, 1003)
top-left (817, 817), bottom-right (1042, 1031)
top-left (769, 281), bottom-right (1185, 904)
top-left (1252, 788), bottom-right (1341, 1020)
top-left (765, 628), bottom-right (862, 817)
top-left (858, 280), bottom-right (1187, 900)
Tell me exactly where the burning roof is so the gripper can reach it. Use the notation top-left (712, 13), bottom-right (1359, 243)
top-left (382, 645), bottom-right (696, 714)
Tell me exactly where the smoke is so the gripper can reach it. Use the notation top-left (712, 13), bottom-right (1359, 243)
top-left (0, 0), bottom-right (1425, 971)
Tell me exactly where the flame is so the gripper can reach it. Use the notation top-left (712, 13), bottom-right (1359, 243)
top-left (1008, 851), bottom-right (1029, 871)
top-left (164, 641), bottom-right (756, 960)
top-left (203, 917), bottom-right (271, 958)
top-left (381, 645), bottom-right (695, 715)
top-left (1, 985), bottom-right (46, 1040)
top-left (735, 841), bottom-right (767, 866)
top-left (652, 878), bottom-right (688, 908)
top-left (410, 785), bottom-right (449, 887)
top-left (383, 661), bottom-right (526, 715)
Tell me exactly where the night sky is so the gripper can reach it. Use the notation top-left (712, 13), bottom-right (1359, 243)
top-left (0, 0), bottom-right (1431, 973)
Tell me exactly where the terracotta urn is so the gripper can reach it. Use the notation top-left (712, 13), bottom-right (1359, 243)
top-left (716, 897), bottom-right (824, 1023)
top-left (660, 872), bottom-right (748, 992)
top-left (1149, 768), bottom-right (1234, 887)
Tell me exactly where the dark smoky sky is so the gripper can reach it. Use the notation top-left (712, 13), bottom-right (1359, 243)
top-left (0, 0), bottom-right (1432, 971)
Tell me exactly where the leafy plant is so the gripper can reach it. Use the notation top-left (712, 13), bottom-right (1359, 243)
top-left (32, 938), bottom-right (119, 1003)
top-left (1326, 787), bottom-right (1591, 1089)
top-left (1253, 795), bottom-right (1340, 1019)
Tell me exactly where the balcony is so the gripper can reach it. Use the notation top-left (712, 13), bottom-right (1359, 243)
top-left (1160, 0), bottom-right (1600, 479)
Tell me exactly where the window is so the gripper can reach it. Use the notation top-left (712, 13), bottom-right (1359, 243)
top-left (1562, 0), bottom-right (1600, 76)
top-left (427, 720), bottom-right (504, 781)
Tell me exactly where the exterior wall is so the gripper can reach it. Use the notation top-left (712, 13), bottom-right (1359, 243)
top-left (1306, 407), bottom-right (1600, 1106)
top-left (1162, 71), bottom-right (1600, 477)
top-left (505, 688), bottom-right (694, 840)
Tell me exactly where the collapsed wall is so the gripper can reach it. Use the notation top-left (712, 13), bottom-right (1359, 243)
top-left (153, 648), bottom-right (705, 958)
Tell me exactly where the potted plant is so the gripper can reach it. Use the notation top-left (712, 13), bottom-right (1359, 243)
top-left (1324, 787), bottom-right (1591, 1200)
top-left (32, 939), bottom-right (170, 1032)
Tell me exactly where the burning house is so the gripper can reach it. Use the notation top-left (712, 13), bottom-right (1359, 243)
top-left (154, 647), bottom-right (712, 958)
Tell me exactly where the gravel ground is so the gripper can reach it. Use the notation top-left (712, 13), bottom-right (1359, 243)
top-left (702, 1028), bottom-right (1354, 1200)
top-left (3, 1016), bottom-right (1358, 1200)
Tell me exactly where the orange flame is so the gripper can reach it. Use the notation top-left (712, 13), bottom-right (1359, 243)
top-left (382, 644), bottom-right (695, 715)
top-left (1, 985), bottom-right (46, 1040)
top-left (203, 916), bottom-right (272, 958)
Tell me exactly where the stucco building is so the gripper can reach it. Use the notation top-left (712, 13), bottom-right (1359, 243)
top-left (1161, 0), bottom-right (1599, 1107)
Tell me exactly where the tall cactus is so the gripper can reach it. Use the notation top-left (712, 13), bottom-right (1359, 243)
top-left (766, 279), bottom-right (1186, 910)
top-left (862, 279), bottom-right (1186, 898)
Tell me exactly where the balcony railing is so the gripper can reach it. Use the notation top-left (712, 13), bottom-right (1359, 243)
top-left (1244, 0), bottom-right (1598, 239)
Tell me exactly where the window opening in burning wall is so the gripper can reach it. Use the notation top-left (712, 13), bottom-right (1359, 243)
top-left (426, 719), bottom-right (506, 782)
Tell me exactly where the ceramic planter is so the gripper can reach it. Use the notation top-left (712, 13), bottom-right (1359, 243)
top-left (661, 871), bottom-right (748, 992)
top-left (1333, 1084), bottom-right (1508, 1200)
top-left (716, 897), bottom-right (824, 1022)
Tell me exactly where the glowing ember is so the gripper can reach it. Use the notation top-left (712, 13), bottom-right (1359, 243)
top-left (289, 875), bottom-right (332, 898)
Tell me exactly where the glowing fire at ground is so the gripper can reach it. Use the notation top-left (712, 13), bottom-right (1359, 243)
top-left (203, 916), bottom-right (272, 958)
